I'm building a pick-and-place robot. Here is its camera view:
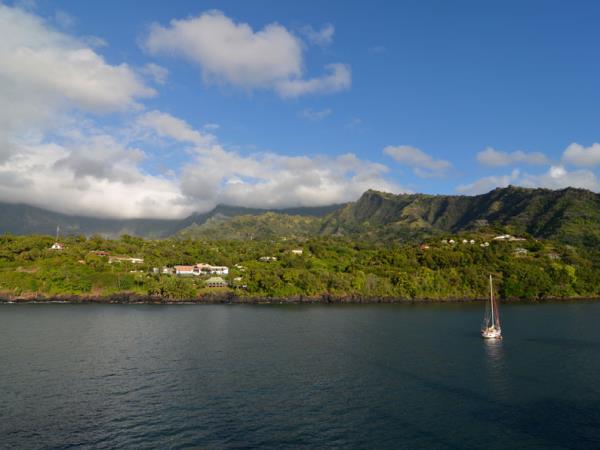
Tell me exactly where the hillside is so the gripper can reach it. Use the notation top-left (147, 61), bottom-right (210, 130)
top-left (1, 186), bottom-right (600, 245)
top-left (178, 212), bottom-right (322, 240)
top-left (0, 202), bottom-right (342, 239)
top-left (321, 186), bottom-right (600, 245)
top-left (0, 202), bottom-right (182, 238)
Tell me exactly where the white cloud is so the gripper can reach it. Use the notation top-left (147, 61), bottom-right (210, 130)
top-left (0, 3), bottom-right (153, 143)
top-left (137, 110), bottom-right (215, 146)
top-left (0, 134), bottom-right (188, 219)
top-left (0, 5), bottom-right (390, 219)
top-left (457, 166), bottom-right (600, 195)
top-left (140, 63), bottom-right (169, 85)
top-left (143, 10), bottom-right (350, 97)
top-left (456, 170), bottom-right (520, 195)
top-left (300, 23), bottom-right (334, 47)
top-left (0, 5), bottom-right (154, 115)
top-left (384, 145), bottom-right (451, 177)
top-left (53, 134), bottom-right (145, 184)
top-left (562, 142), bottom-right (600, 167)
top-left (521, 165), bottom-right (600, 191)
top-left (275, 63), bottom-right (351, 98)
top-left (476, 147), bottom-right (549, 167)
top-left (300, 108), bottom-right (332, 121)
top-left (180, 145), bottom-right (402, 210)
top-left (0, 5), bottom-right (179, 218)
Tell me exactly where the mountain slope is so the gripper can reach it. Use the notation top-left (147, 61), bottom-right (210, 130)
top-left (321, 186), bottom-right (600, 245)
top-left (0, 201), bottom-right (343, 238)
top-left (178, 212), bottom-right (322, 240)
top-left (0, 203), bottom-right (182, 238)
top-left (1, 186), bottom-right (599, 245)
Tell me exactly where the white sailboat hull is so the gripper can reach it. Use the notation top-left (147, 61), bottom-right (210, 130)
top-left (481, 327), bottom-right (502, 339)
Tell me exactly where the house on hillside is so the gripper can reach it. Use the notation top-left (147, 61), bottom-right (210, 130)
top-left (291, 249), bottom-right (303, 255)
top-left (171, 263), bottom-right (230, 276)
top-left (514, 247), bottom-right (529, 256)
top-left (50, 227), bottom-right (64, 250)
top-left (259, 256), bottom-right (277, 262)
top-left (174, 265), bottom-right (196, 276)
top-left (196, 263), bottom-right (229, 275)
top-left (205, 276), bottom-right (228, 288)
top-left (494, 234), bottom-right (526, 242)
top-left (109, 256), bottom-right (144, 264)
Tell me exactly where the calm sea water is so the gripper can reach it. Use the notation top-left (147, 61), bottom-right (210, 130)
top-left (1, 302), bottom-right (599, 449)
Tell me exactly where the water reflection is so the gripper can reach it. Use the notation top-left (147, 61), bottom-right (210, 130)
top-left (483, 339), bottom-right (508, 400)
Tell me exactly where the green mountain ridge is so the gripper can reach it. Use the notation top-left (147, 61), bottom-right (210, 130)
top-left (320, 186), bottom-right (600, 245)
top-left (1, 186), bottom-right (600, 245)
top-left (0, 202), bottom-right (342, 238)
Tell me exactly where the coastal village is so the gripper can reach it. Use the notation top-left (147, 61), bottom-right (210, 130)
top-left (0, 221), bottom-right (586, 302)
top-left (39, 230), bottom-right (548, 295)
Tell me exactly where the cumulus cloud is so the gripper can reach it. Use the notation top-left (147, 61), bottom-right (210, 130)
top-left (0, 5), bottom-right (178, 218)
top-left (137, 110), bottom-right (215, 146)
top-left (476, 147), bottom-right (549, 167)
top-left (143, 10), bottom-right (351, 97)
top-left (275, 63), bottom-right (351, 98)
top-left (300, 23), bottom-right (335, 47)
top-left (0, 135), bottom-right (187, 219)
top-left (0, 3), bottom-right (153, 140)
top-left (383, 145), bottom-right (451, 177)
top-left (0, 5), bottom-right (390, 219)
top-left (562, 142), bottom-right (600, 167)
top-left (520, 165), bottom-right (600, 191)
top-left (456, 170), bottom-right (520, 195)
top-left (0, 5), bottom-right (153, 117)
top-left (457, 166), bottom-right (600, 195)
top-left (299, 108), bottom-right (332, 121)
top-left (180, 145), bottom-right (402, 210)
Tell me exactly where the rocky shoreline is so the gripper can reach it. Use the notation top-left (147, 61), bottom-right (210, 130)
top-left (1, 292), bottom-right (599, 304)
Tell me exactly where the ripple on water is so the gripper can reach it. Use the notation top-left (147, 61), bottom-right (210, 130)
top-left (1, 303), bottom-right (599, 448)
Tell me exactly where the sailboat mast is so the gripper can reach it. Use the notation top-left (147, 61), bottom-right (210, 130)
top-left (489, 275), bottom-right (494, 325)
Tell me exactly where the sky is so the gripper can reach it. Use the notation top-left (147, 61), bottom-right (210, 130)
top-left (1, 0), bottom-right (600, 218)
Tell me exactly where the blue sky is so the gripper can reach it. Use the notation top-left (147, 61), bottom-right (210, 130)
top-left (1, 0), bottom-right (599, 217)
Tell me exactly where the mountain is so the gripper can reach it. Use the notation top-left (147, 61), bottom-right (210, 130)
top-left (178, 212), bottom-right (322, 240)
top-left (0, 201), bottom-right (342, 239)
top-left (1, 186), bottom-right (599, 245)
top-left (0, 202), bottom-right (182, 238)
top-left (321, 186), bottom-right (600, 245)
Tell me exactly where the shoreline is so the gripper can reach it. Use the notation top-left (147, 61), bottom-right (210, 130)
top-left (1, 293), bottom-right (600, 305)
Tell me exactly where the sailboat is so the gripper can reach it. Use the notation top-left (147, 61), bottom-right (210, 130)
top-left (481, 275), bottom-right (502, 339)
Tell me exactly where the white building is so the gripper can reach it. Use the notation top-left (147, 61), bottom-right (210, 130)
top-left (109, 256), bottom-right (144, 264)
top-left (291, 249), bottom-right (303, 255)
top-left (196, 263), bottom-right (229, 275)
